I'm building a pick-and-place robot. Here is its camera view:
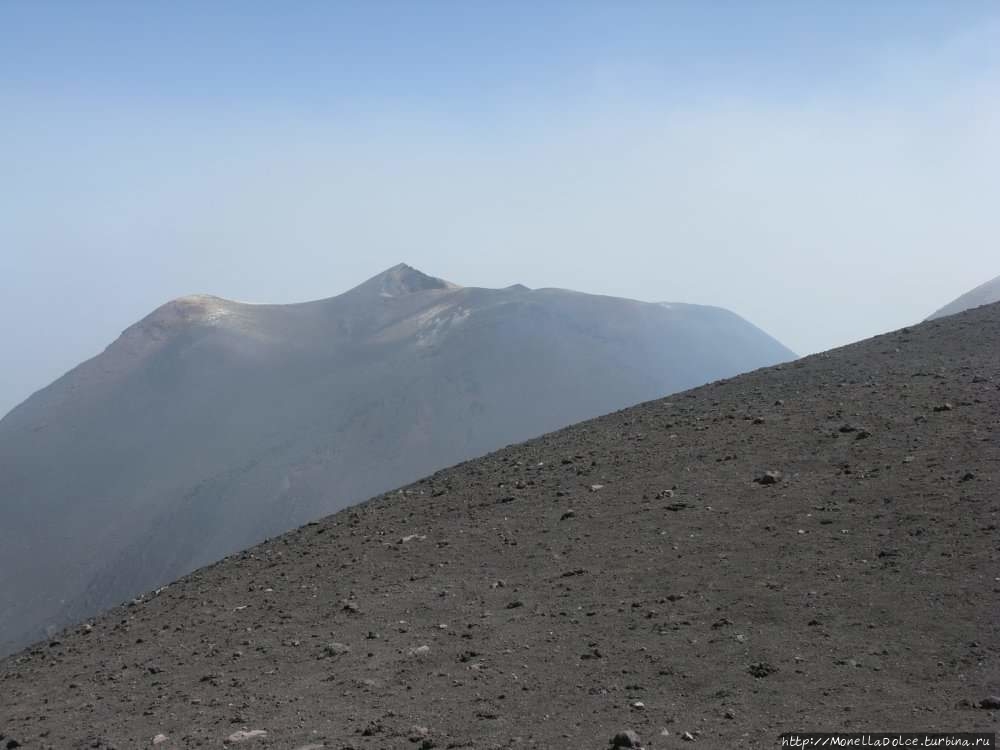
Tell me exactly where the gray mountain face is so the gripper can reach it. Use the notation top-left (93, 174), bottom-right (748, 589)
top-left (0, 264), bottom-right (795, 654)
top-left (928, 274), bottom-right (1000, 320)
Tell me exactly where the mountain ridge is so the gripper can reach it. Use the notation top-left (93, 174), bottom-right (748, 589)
top-left (928, 273), bottom-right (1000, 320)
top-left (0, 265), bottom-right (795, 655)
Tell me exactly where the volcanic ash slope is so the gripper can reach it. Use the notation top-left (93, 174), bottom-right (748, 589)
top-left (2, 303), bottom-right (999, 749)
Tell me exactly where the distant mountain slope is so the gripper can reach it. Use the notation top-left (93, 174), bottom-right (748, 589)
top-left (0, 264), bottom-right (794, 655)
top-left (927, 273), bottom-right (1000, 320)
top-left (1, 298), bottom-right (996, 748)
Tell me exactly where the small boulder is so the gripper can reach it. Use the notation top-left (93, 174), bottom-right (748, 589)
top-left (409, 726), bottom-right (430, 741)
top-left (748, 661), bottom-right (778, 678)
top-left (754, 470), bottom-right (783, 485)
top-left (227, 729), bottom-right (268, 743)
top-left (322, 642), bottom-right (351, 658)
top-left (610, 730), bottom-right (642, 748)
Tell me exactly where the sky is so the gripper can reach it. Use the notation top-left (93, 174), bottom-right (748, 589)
top-left (2, 1), bottom-right (999, 417)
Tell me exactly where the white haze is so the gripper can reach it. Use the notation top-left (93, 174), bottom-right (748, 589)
top-left (1, 19), bottom-right (999, 417)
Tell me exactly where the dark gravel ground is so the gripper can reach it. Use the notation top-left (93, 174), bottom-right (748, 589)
top-left (2, 304), bottom-right (999, 750)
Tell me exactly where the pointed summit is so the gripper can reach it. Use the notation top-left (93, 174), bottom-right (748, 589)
top-left (348, 263), bottom-right (459, 300)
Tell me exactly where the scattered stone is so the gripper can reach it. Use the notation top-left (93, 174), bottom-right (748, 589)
top-left (560, 510), bottom-right (576, 521)
top-left (227, 729), bottom-right (268, 743)
top-left (980, 696), bottom-right (1000, 710)
top-left (960, 472), bottom-right (976, 482)
top-left (590, 484), bottom-right (605, 492)
top-left (838, 424), bottom-right (858, 433)
top-left (343, 601), bottom-right (360, 614)
top-left (322, 642), bottom-right (351, 657)
top-left (153, 735), bottom-right (168, 745)
top-left (506, 600), bottom-right (524, 609)
top-left (409, 645), bottom-right (431, 657)
top-left (409, 726), bottom-right (430, 741)
top-left (682, 731), bottom-right (696, 741)
top-left (747, 661), bottom-right (778, 678)
top-left (724, 709), bottom-right (736, 720)
top-left (754, 470), bottom-right (783, 485)
top-left (855, 430), bottom-right (872, 440)
top-left (630, 700), bottom-right (645, 710)
top-left (610, 730), bottom-right (642, 748)
top-left (934, 402), bottom-right (954, 412)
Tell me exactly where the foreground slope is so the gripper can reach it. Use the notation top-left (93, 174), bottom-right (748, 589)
top-left (928, 274), bottom-right (1000, 320)
top-left (2, 303), bottom-right (998, 749)
top-left (0, 264), bottom-right (794, 655)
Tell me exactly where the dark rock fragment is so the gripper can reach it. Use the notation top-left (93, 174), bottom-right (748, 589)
top-left (754, 470), bottom-right (783, 485)
top-left (747, 661), bottom-right (778, 678)
top-left (610, 730), bottom-right (642, 748)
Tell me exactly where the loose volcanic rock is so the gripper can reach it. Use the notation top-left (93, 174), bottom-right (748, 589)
top-left (322, 642), bottom-right (351, 658)
top-left (227, 729), bottom-right (268, 743)
top-left (754, 470), bottom-right (783, 485)
top-left (610, 730), bottom-right (642, 748)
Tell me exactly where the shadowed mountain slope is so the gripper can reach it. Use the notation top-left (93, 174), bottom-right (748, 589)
top-left (928, 273), bottom-right (1000, 320)
top-left (0, 264), bottom-right (794, 655)
top-left (1, 301), bottom-right (997, 749)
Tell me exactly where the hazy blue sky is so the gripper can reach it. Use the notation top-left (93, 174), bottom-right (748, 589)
top-left (2, 1), bottom-right (999, 417)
